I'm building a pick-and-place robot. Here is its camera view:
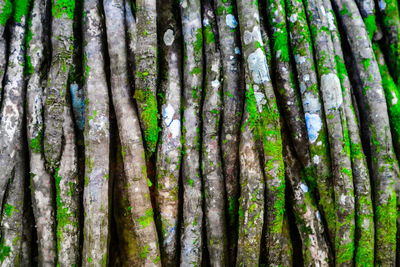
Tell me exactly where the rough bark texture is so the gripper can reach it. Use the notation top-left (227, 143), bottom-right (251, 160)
top-left (212, 1), bottom-right (242, 263)
top-left (82, 0), bottom-right (110, 265)
top-left (104, 0), bottom-right (161, 265)
top-left (332, 0), bottom-right (399, 264)
top-left (236, 103), bottom-right (265, 266)
top-left (283, 130), bottom-right (330, 266)
top-left (135, 0), bottom-right (159, 154)
top-left (155, 0), bottom-right (181, 265)
top-left (286, 0), bottom-right (336, 247)
top-left (179, 0), bottom-right (204, 266)
top-left (1, 0), bottom-right (400, 266)
top-left (202, 1), bottom-right (227, 266)
top-left (26, 0), bottom-right (57, 265)
top-left (236, 0), bottom-right (286, 265)
top-left (303, 0), bottom-right (355, 263)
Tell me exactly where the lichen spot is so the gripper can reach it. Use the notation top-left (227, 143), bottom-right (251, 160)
top-left (392, 91), bottom-right (398, 105)
top-left (300, 183), bottom-right (309, 192)
top-left (305, 113), bottom-right (322, 143)
top-left (162, 104), bottom-right (180, 139)
top-left (163, 29), bottom-right (174, 46)
top-left (362, 218), bottom-right (370, 229)
top-left (181, 0), bottom-right (188, 8)
top-left (321, 73), bottom-right (342, 111)
top-left (313, 155), bottom-right (320, 164)
top-left (379, 0), bottom-right (386, 10)
top-left (226, 14), bottom-right (238, 29)
top-left (211, 79), bottom-right (220, 88)
top-left (254, 91), bottom-right (266, 113)
top-left (316, 211), bottom-right (322, 221)
top-left (235, 47), bottom-right (241, 54)
top-left (163, 104), bottom-right (175, 127)
top-left (248, 48), bottom-right (270, 84)
top-left (289, 14), bottom-right (298, 23)
top-left (327, 12), bottom-right (336, 31)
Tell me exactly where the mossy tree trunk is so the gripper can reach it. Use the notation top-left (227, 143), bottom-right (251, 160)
top-left (0, 0), bottom-right (400, 266)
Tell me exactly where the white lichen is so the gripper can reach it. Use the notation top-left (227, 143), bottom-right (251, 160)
top-left (226, 14), bottom-right (238, 29)
top-left (248, 48), bottom-right (270, 84)
top-left (163, 29), bottom-right (175, 46)
top-left (320, 73), bottom-right (342, 111)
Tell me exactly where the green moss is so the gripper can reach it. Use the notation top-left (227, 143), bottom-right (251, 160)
top-left (245, 82), bottom-right (285, 234)
top-left (0, 238), bottom-right (10, 263)
top-left (193, 28), bottom-right (203, 61)
top-left (373, 43), bottom-right (400, 153)
top-left (272, 28), bottom-right (290, 62)
top-left (52, 0), bottom-right (75, 20)
top-left (134, 90), bottom-right (160, 154)
top-left (25, 14), bottom-right (34, 75)
top-left (362, 58), bottom-right (370, 71)
top-left (339, 4), bottom-right (351, 17)
top-left (364, 15), bottom-right (377, 41)
top-left (375, 191), bottom-right (397, 263)
top-left (335, 220), bottom-right (355, 264)
top-left (190, 67), bottom-right (201, 75)
top-left (0, 0), bottom-right (12, 26)
top-left (55, 168), bottom-right (77, 253)
top-left (14, 0), bottom-right (30, 23)
top-left (4, 204), bottom-right (17, 217)
top-left (137, 209), bottom-right (154, 229)
top-left (354, 196), bottom-right (374, 265)
top-left (153, 255), bottom-right (160, 264)
top-left (204, 24), bottom-right (215, 45)
top-left (30, 130), bottom-right (42, 154)
top-left (140, 245), bottom-right (149, 258)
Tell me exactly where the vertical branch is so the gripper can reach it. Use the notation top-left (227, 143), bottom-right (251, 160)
top-left (0, 0), bottom-right (30, 265)
top-left (202, 0), bottom-right (228, 265)
top-left (43, 0), bottom-right (75, 171)
top-left (134, 0), bottom-right (159, 154)
top-left (0, 0), bottom-right (12, 91)
top-left (264, 0), bottom-right (310, 169)
top-left (113, 138), bottom-right (141, 266)
top-left (285, 0), bottom-right (336, 247)
top-left (179, 0), bottom-right (204, 265)
top-left (326, 0), bottom-right (375, 263)
top-left (81, 0), bottom-right (110, 265)
top-left (26, 0), bottom-right (57, 265)
top-left (303, 0), bottom-right (355, 263)
top-left (212, 2), bottom-right (242, 262)
top-left (155, 0), bottom-right (181, 265)
top-left (373, 43), bottom-right (400, 170)
top-left (236, 0), bottom-right (286, 265)
top-left (376, 0), bottom-right (400, 83)
top-left (236, 100), bottom-right (265, 265)
top-left (332, 0), bottom-right (399, 264)
top-left (103, 0), bottom-right (161, 265)
top-left (282, 130), bottom-right (330, 266)
top-left (56, 106), bottom-right (80, 266)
